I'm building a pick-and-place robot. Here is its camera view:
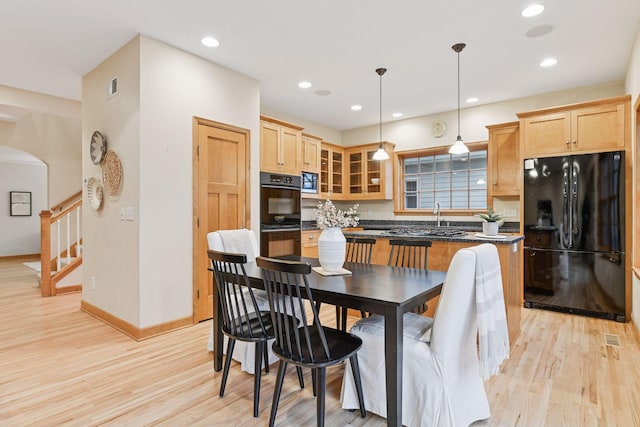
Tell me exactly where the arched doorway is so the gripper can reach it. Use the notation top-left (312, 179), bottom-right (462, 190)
top-left (0, 145), bottom-right (48, 257)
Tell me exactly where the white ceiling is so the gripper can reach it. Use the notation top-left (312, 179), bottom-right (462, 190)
top-left (0, 0), bottom-right (639, 130)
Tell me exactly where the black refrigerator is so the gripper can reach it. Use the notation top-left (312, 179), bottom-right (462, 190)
top-left (523, 151), bottom-right (625, 322)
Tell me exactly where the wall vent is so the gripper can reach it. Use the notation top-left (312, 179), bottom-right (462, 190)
top-left (107, 77), bottom-right (118, 97)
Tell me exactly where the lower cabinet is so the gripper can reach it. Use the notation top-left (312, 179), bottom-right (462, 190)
top-left (301, 229), bottom-right (321, 258)
top-left (361, 237), bottom-right (523, 344)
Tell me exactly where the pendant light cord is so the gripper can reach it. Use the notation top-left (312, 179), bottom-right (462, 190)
top-left (379, 71), bottom-right (383, 144)
top-left (457, 49), bottom-right (460, 138)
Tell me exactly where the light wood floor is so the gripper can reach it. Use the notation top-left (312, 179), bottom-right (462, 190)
top-left (2, 257), bottom-right (640, 426)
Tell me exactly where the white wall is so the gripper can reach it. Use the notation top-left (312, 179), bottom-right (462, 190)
top-left (624, 24), bottom-right (640, 326)
top-left (82, 36), bottom-right (141, 326)
top-left (0, 157), bottom-right (47, 256)
top-left (0, 86), bottom-right (81, 205)
top-left (82, 35), bottom-right (261, 329)
top-left (137, 36), bottom-right (260, 328)
top-left (261, 106), bottom-right (342, 144)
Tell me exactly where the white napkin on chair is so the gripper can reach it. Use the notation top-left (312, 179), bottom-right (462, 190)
top-left (469, 244), bottom-right (510, 379)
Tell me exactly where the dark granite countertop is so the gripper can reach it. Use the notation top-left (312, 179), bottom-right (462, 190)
top-left (302, 220), bottom-right (520, 234)
top-left (342, 229), bottom-right (523, 244)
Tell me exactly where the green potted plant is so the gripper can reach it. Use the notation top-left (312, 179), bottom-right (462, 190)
top-left (476, 208), bottom-right (503, 236)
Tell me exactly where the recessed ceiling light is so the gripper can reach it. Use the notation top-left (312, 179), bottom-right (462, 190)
top-left (201, 36), bottom-right (220, 47)
top-left (522, 4), bottom-right (545, 18)
top-left (526, 24), bottom-right (554, 38)
top-left (350, 105), bottom-right (362, 111)
top-left (298, 81), bottom-right (312, 89)
top-left (466, 97), bottom-right (479, 103)
top-left (392, 113), bottom-right (403, 118)
top-left (540, 57), bottom-right (558, 67)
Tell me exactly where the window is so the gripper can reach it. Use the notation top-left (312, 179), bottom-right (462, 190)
top-left (396, 142), bottom-right (487, 213)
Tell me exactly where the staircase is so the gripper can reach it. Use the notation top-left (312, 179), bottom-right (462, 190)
top-left (39, 192), bottom-right (83, 296)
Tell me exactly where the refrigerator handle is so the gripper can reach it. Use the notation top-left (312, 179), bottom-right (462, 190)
top-left (571, 160), bottom-right (579, 247)
top-left (562, 164), bottom-right (571, 248)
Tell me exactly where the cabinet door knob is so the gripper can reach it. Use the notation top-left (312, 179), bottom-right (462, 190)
top-left (565, 140), bottom-right (571, 145)
top-left (572, 140), bottom-right (577, 145)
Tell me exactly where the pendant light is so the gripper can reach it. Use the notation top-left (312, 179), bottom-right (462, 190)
top-left (373, 67), bottom-right (390, 161)
top-left (449, 43), bottom-right (469, 155)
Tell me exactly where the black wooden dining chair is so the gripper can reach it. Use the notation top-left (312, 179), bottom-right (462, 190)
top-left (388, 239), bottom-right (433, 313)
top-left (336, 237), bottom-right (377, 330)
top-left (256, 256), bottom-right (367, 427)
top-left (208, 250), bottom-right (303, 418)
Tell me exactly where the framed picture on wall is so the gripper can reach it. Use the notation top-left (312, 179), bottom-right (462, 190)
top-left (10, 191), bottom-right (32, 216)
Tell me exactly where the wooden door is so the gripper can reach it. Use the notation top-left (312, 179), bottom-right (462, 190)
top-left (521, 112), bottom-right (570, 158)
top-left (488, 122), bottom-right (520, 197)
top-left (572, 103), bottom-right (626, 153)
top-left (193, 117), bottom-right (250, 322)
top-left (280, 125), bottom-right (301, 175)
top-left (260, 121), bottom-right (281, 173)
top-left (302, 134), bottom-right (322, 173)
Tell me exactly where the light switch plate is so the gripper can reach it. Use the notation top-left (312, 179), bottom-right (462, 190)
top-left (125, 207), bottom-right (135, 221)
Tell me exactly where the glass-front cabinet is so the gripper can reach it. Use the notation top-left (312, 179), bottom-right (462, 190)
top-left (320, 142), bottom-right (344, 200)
top-left (345, 142), bottom-right (394, 200)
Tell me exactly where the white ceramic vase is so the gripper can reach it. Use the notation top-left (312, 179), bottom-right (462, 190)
top-left (482, 221), bottom-right (499, 236)
top-left (317, 226), bottom-right (346, 272)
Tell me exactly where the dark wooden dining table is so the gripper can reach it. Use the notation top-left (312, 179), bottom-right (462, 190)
top-left (210, 257), bottom-right (446, 427)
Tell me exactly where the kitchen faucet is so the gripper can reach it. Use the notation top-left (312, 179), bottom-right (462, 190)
top-left (433, 201), bottom-right (441, 227)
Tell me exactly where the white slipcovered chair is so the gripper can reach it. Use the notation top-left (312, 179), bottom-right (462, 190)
top-left (207, 229), bottom-right (275, 374)
top-left (341, 243), bottom-right (509, 427)
top-left (207, 229), bottom-right (305, 374)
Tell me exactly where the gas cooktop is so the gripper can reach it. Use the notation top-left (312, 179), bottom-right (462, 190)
top-left (384, 228), bottom-right (467, 237)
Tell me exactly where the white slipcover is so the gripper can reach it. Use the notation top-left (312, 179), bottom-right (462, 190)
top-left (207, 229), bottom-right (304, 374)
top-left (341, 246), bottom-right (493, 427)
top-left (207, 229), bottom-right (276, 374)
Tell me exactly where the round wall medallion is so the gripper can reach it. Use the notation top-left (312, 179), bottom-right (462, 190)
top-left (87, 177), bottom-right (103, 210)
top-left (90, 131), bottom-right (107, 165)
top-left (101, 150), bottom-right (122, 196)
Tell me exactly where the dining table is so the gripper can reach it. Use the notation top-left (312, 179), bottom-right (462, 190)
top-left (210, 256), bottom-right (446, 427)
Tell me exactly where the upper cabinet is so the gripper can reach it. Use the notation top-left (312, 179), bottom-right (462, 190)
top-left (301, 133), bottom-right (322, 174)
top-left (487, 122), bottom-right (520, 197)
top-left (260, 116), bottom-right (303, 175)
top-left (345, 142), bottom-right (394, 200)
top-left (518, 96), bottom-right (630, 159)
top-left (320, 142), bottom-right (345, 200)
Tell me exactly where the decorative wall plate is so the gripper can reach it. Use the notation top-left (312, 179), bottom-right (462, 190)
top-left (90, 131), bottom-right (107, 165)
top-left (101, 150), bottom-right (122, 196)
top-left (87, 177), bottom-right (103, 210)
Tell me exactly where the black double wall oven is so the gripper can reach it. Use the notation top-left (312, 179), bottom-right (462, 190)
top-left (260, 172), bottom-right (301, 257)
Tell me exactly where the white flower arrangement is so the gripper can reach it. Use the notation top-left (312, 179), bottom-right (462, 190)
top-left (315, 200), bottom-right (360, 229)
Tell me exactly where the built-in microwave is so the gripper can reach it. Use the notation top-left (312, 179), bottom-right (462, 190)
top-left (301, 172), bottom-right (318, 194)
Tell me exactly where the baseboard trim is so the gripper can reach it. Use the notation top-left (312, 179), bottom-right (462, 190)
top-left (80, 300), bottom-right (193, 341)
top-left (0, 253), bottom-right (40, 261)
top-left (631, 312), bottom-right (640, 336)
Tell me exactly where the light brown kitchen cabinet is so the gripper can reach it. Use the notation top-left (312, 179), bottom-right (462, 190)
top-left (361, 236), bottom-right (522, 344)
top-left (518, 96), bottom-right (629, 158)
top-left (320, 142), bottom-right (344, 200)
top-left (260, 116), bottom-right (303, 175)
top-left (345, 142), bottom-right (394, 200)
top-left (487, 122), bottom-right (520, 197)
top-left (301, 229), bottom-right (321, 258)
top-left (301, 133), bottom-right (322, 173)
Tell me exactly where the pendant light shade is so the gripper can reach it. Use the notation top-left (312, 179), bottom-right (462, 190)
top-left (373, 67), bottom-right (390, 161)
top-left (449, 43), bottom-right (469, 155)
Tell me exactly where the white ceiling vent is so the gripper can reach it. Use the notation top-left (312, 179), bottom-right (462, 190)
top-left (107, 77), bottom-right (118, 98)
